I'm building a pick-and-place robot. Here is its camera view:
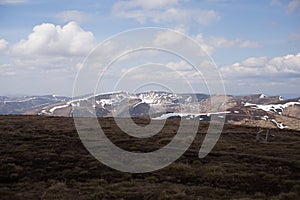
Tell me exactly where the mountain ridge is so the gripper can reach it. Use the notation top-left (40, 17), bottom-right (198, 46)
top-left (0, 91), bottom-right (299, 130)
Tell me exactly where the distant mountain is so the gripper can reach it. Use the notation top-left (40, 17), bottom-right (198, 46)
top-left (0, 95), bottom-right (70, 115)
top-left (0, 92), bottom-right (299, 130)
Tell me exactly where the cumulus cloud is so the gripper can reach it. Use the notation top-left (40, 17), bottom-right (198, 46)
top-left (221, 53), bottom-right (300, 78)
top-left (240, 56), bottom-right (269, 67)
top-left (2, 21), bottom-right (96, 78)
top-left (269, 54), bottom-right (300, 73)
top-left (0, 39), bottom-right (8, 54)
top-left (11, 21), bottom-right (95, 57)
top-left (219, 53), bottom-right (300, 95)
top-left (56, 10), bottom-right (89, 24)
top-left (112, 0), bottom-right (220, 26)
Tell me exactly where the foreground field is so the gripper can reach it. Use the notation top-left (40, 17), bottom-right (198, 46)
top-left (0, 115), bottom-right (299, 200)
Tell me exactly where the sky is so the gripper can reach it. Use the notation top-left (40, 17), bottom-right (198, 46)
top-left (0, 0), bottom-right (299, 97)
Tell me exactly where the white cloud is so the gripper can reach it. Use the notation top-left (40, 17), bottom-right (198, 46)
top-left (238, 40), bottom-right (262, 48)
top-left (114, 0), bottom-right (179, 10)
top-left (195, 33), bottom-right (214, 54)
top-left (11, 21), bottom-right (95, 57)
top-left (221, 53), bottom-right (300, 78)
top-left (166, 60), bottom-right (193, 71)
top-left (241, 56), bottom-right (268, 67)
top-left (153, 30), bottom-right (184, 46)
top-left (207, 36), bottom-right (262, 48)
top-left (151, 30), bottom-right (213, 58)
top-left (220, 53), bottom-right (300, 95)
top-left (269, 53), bottom-right (300, 73)
top-left (56, 10), bottom-right (89, 24)
top-left (152, 31), bottom-right (262, 57)
top-left (194, 34), bottom-right (262, 55)
top-left (1, 21), bottom-right (96, 81)
top-left (112, 0), bottom-right (220, 26)
top-left (194, 9), bottom-right (220, 26)
top-left (0, 39), bottom-right (8, 54)
top-left (0, 0), bottom-right (27, 5)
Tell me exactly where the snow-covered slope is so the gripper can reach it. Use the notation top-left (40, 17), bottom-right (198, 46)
top-left (0, 92), bottom-right (299, 130)
top-left (244, 101), bottom-right (300, 115)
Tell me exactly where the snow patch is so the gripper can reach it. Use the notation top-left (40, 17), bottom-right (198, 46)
top-left (138, 92), bottom-right (179, 105)
top-left (96, 99), bottom-right (112, 107)
top-left (244, 101), bottom-right (300, 115)
top-left (259, 94), bottom-right (267, 99)
top-left (153, 111), bottom-right (231, 120)
top-left (49, 104), bottom-right (70, 113)
top-left (133, 101), bottom-right (145, 108)
top-left (4, 97), bottom-right (35, 104)
top-left (261, 115), bottom-right (269, 121)
top-left (271, 119), bottom-right (288, 129)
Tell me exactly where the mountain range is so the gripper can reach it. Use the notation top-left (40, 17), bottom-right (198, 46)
top-left (0, 91), bottom-right (299, 130)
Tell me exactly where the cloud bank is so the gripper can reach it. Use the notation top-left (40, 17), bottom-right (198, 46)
top-left (221, 53), bottom-right (300, 78)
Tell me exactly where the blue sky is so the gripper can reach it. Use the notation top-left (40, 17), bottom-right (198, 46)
top-left (0, 0), bottom-right (299, 97)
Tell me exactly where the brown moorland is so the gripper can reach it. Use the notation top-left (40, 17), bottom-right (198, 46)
top-left (0, 115), bottom-right (299, 199)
